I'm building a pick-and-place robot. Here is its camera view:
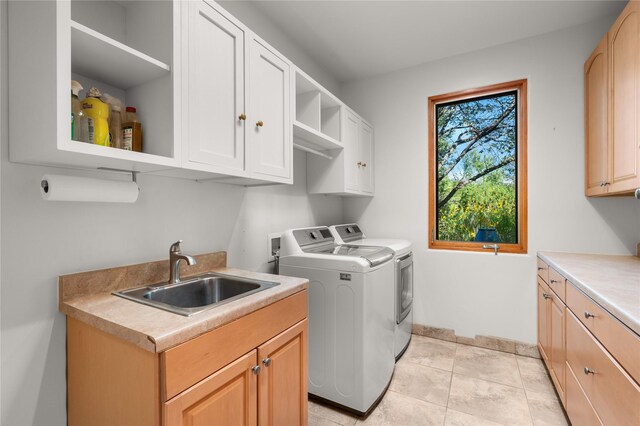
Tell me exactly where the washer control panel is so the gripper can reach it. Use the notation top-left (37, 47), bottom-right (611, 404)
top-left (292, 227), bottom-right (334, 248)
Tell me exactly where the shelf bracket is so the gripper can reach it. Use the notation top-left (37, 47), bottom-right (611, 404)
top-left (293, 143), bottom-right (333, 160)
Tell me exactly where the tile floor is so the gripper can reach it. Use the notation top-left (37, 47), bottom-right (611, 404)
top-left (308, 335), bottom-right (568, 426)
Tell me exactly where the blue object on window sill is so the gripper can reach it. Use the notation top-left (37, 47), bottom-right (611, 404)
top-left (475, 228), bottom-right (501, 242)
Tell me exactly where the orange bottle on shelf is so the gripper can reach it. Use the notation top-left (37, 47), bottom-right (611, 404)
top-left (122, 106), bottom-right (142, 152)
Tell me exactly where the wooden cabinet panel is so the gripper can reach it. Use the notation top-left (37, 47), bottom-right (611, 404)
top-left (566, 311), bottom-right (640, 426)
top-left (566, 282), bottom-right (640, 384)
top-left (186, 0), bottom-right (245, 170)
top-left (609, 1), bottom-right (640, 193)
top-left (584, 35), bottom-right (609, 196)
top-left (550, 294), bottom-right (566, 403)
top-left (537, 258), bottom-right (549, 283)
top-left (566, 363), bottom-right (603, 426)
top-left (164, 350), bottom-right (258, 426)
top-left (258, 319), bottom-right (308, 426)
top-left (537, 279), bottom-right (551, 365)
top-left (162, 291), bottom-right (307, 400)
top-left (548, 267), bottom-right (566, 302)
top-left (248, 39), bottom-right (291, 180)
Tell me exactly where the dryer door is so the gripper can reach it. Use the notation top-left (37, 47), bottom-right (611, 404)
top-left (396, 252), bottom-right (413, 324)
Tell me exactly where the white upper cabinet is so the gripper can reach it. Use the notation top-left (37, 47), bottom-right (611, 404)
top-left (184, 0), bottom-right (245, 172)
top-left (307, 108), bottom-right (374, 197)
top-left (247, 39), bottom-right (292, 180)
top-left (9, 0), bottom-right (180, 172)
top-left (180, 1), bottom-right (292, 184)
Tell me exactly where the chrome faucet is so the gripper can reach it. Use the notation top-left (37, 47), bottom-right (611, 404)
top-left (169, 240), bottom-right (197, 284)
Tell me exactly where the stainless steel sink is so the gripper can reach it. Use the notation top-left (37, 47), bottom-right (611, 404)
top-left (113, 273), bottom-right (279, 316)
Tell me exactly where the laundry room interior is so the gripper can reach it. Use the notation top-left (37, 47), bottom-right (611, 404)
top-left (1, 1), bottom-right (639, 425)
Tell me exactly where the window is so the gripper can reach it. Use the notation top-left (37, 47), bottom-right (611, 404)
top-left (428, 80), bottom-right (527, 254)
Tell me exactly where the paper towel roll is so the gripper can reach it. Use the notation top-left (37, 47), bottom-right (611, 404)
top-left (40, 174), bottom-right (139, 203)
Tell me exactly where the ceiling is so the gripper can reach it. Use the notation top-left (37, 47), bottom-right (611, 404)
top-left (247, 1), bottom-right (626, 83)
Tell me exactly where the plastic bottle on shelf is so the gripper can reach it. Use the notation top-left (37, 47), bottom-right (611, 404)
top-left (71, 80), bottom-right (84, 141)
top-left (81, 87), bottom-right (110, 146)
top-left (109, 105), bottom-right (123, 149)
top-left (122, 106), bottom-right (142, 152)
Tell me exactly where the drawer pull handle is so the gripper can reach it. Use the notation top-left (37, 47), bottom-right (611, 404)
top-left (543, 293), bottom-right (551, 300)
top-left (537, 267), bottom-right (544, 271)
top-left (550, 279), bottom-right (560, 284)
top-left (262, 357), bottom-right (272, 367)
top-left (251, 365), bottom-right (261, 375)
top-left (584, 311), bottom-right (595, 319)
top-left (583, 367), bottom-right (596, 375)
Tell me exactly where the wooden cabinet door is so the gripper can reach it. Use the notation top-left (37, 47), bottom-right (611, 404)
top-left (186, 0), bottom-right (245, 171)
top-left (537, 281), bottom-right (551, 365)
top-left (359, 121), bottom-right (374, 194)
top-left (164, 350), bottom-right (258, 426)
top-left (585, 35), bottom-right (609, 196)
top-left (343, 109), bottom-right (360, 192)
top-left (257, 319), bottom-right (308, 426)
top-left (608, 1), bottom-right (640, 193)
top-left (248, 38), bottom-right (291, 180)
top-left (550, 294), bottom-right (566, 403)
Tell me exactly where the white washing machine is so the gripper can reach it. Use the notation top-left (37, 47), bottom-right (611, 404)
top-left (279, 226), bottom-right (396, 415)
top-left (329, 224), bottom-right (413, 360)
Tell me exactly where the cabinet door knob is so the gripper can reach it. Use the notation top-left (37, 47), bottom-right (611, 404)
top-left (584, 311), bottom-right (595, 319)
top-left (357, 162), bottom-right (362, 167)
top-left (550, 279), bottom-right (560, 284)
top-left (583, 367), bottom-right (596, 375)
top-left (251, 365), bottom-right (261, 375)
top-left (362, 163), bottom-right (367, 167)
top-left (537, 267), bottom-right (544, 271)
top-left (262, 357), bottom-right (271, 367)
top-left (543, 293), bottom-right (551, 300)
top-left (256, 121), bottom-right (264, 127)
top-left (238, 114), bottom-right (247, 121)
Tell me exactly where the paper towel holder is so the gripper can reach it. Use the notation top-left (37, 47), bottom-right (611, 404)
top-left (41, 168), bottom-right (139, 194)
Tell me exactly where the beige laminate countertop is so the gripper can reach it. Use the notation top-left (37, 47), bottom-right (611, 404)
top-left (60, 266), bottom-right (308, 353)
top-left (538, 251), bottom-right (640, 336)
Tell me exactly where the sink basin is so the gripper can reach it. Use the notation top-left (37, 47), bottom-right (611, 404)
top-left (113, 273), bottom-right (279, 316)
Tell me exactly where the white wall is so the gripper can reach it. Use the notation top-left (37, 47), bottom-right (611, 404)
top-left (218, 1), bottom-right (341, 95)
top-left (340, 16), bottom-right (640, 345)
top-left (0, 2), bottom-right (342, 424)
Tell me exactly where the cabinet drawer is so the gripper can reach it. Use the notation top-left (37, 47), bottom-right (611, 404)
top-left (547, 267), bottom-right (566, 302)
top-left (566, 282), bottom-right (640, 383)
top-left (566, 311), bottom-right (640, 425)
top-left (161, 291), bottom-right (307, 401)
top-left (566, 362), bottom-right (602, 426)
top-left (537, 257), bottom-right (549, 283)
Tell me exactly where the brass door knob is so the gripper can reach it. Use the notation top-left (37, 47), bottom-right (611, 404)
top-left (238, 114), bottom-right (246, 121)
top-left (256, 121), bottom-right (264, 127)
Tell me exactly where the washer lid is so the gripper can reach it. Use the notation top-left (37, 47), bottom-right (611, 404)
top-left (307, 244), bottom-right (394, 267)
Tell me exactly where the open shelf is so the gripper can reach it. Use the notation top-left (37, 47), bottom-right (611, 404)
top-left (293, 121), bottom-right (343, 150)
top-left (71, 20), bottom-right (170, 90)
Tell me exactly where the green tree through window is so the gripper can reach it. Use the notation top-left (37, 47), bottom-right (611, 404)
top-left (428, 80), bottom-right (527, 254)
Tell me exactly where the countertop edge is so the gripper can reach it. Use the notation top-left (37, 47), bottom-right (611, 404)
top-left (538, 251), bottom-right (640, 337)
top-left (61, 274), bottom-right (309, 353)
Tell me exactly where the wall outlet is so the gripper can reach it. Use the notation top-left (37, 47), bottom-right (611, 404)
top-left (268, 233), bottom-right (282, 258)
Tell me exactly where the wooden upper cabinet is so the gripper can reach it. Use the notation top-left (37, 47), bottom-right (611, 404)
top-left (585, 35), bottom-right (609, 196)
top-left (609, 1), bottom-right (640, 194)
top-left (585, 1), bottom-right (640, 196)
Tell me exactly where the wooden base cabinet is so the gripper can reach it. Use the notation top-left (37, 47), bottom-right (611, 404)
top-left (67, 290), bottom-right (308, 426)
top-left (537, 256), bottom-right (640, 425)
top-left (165, 319), bottom-right (308, 426)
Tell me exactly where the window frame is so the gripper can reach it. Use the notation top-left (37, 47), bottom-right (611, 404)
top-left (428, 79), bottom-right (528, 254)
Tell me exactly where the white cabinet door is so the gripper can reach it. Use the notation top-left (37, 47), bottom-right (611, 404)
top-left (186, 0), bottom-right (245, 171)
top-left (359, 121), bottom-right (374, 194)
top-left (344, 110), bottom-right (360, 191)
top-left (248, 39), bottom-right (291, 180)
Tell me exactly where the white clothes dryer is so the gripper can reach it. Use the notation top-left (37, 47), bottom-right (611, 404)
top-left (329, 224), bottom-right (413, 360)
top-left (279, 226), bottom-right (396, 415)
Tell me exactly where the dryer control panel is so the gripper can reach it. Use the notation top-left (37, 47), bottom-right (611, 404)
top-left (292, 227), bottom-right (334, 249)
top-left (334, 224), bottom-right (364, 243)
